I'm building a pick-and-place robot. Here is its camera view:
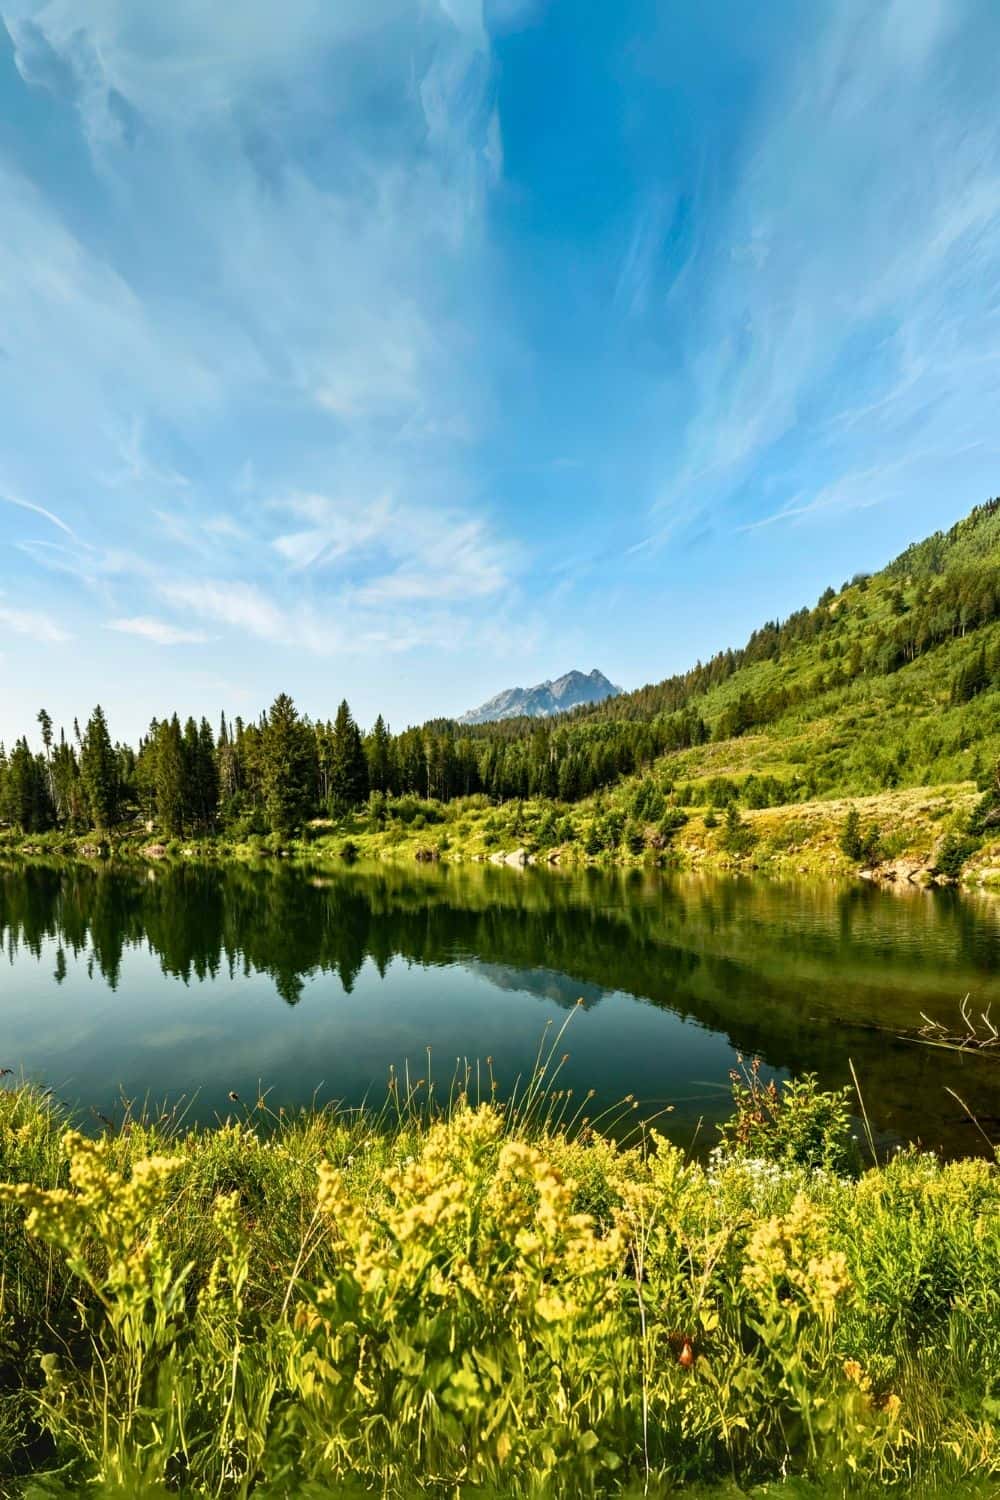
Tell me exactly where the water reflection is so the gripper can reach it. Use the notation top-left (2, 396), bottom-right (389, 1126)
top-left (1, 859), bottom-right (998, 1153)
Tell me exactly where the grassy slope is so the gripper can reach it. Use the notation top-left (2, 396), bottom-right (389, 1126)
top-left (318, 510), bottom-right (1000, 880)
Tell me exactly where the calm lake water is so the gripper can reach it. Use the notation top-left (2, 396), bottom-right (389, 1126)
top-left (2, 859), bottom-right (998, 1155)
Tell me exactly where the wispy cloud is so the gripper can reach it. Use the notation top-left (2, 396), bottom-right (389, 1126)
top-left (0, 0), bottom-right (522, 725)
top-left (106, 616), bottom-right (208, 646)
top-left (353, 518), bottom-right (511, 604)
top-left (0, 488), bottom-right (78, 539)
top-left (653, 0), bottom-right (1000, 539)
top-left (0, 593), bottom-right (71, 642)
top-left (156, 580), bottom-right (290, 644)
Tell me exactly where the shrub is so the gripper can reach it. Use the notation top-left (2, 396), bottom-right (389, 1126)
top-left (717, 1058), bottom-right (857, 1174)
top-left (840, 807), bottom-right (863, 859)
top-left (839, 807), bottom-right (883, 864)
top-left (933, 831), bottom-right (978, 881)
top-left (719, 802), bottom-right (757, 855)
top-left (532, 809), bottom-right (559, 850)
top-left (629, 778), bottom-right (665, 823)
top-left (655, 808), bottom-right (688, 845)
top-left (624, 820), bottom-right (645, 855)
top-left (706, 775), bottom-right (739, 808)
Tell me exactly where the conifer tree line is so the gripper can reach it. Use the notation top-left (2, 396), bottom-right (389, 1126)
top-left (0, 693), bottom-right (681, 839)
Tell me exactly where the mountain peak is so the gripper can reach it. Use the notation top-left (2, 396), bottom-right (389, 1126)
top-left (458, 668), bottom-right (623, 725)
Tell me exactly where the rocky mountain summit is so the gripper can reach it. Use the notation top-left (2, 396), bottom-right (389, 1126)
top-left (458, 668), bottom-right (622, 725)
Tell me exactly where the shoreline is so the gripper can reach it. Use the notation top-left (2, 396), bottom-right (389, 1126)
top-left (3, 779), bottom-right (998, 888)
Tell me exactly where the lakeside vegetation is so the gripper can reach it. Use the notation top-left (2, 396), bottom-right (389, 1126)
top-left (0, 1055), bottom-right (999, 1497)
top-left (5, 499), bottom-right (1000, 883)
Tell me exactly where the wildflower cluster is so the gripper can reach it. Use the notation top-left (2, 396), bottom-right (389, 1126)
top-left (0, 1081), bottom-right (997, 1496)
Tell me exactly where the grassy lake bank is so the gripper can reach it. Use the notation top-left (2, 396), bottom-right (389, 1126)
top-left (1, 1066), bottom-right (999, 1497)
top-left (4, 778), bottom-right (999, 889)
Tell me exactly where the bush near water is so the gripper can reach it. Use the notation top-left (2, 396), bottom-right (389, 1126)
top-left (0, 1061), bottom-right (998, 1497)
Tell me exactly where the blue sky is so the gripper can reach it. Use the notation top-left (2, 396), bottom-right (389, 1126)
top-left (2, 0), bottom-right (999, 741)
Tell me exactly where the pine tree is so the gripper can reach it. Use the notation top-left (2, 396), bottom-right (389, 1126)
top-left (37, 708), bottom-right (53, 759)
top-left (366, 714), bottom-right (393, 794)
top-left (196, 718), bottom-right (219, 828)
top-left (260, 693), bottom-right (317, 838)
top-left (839, 807), bottom-right (863, 860)
top-left (155, 716), bottom-right (187, 835)
top-left (329, 699), bottom-right (369, 813)
top-left (37, 708), bottom-right (54, 812)
top-left (1, 738), bottom-right (53, 832)
top-left (79, 706), bottom-right (119, 831)
top-left (51, 730), bottom-right (82, 827)
top-left (182, 718), bottom-right (201, 827)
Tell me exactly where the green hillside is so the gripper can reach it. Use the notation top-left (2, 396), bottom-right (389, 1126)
top-left (326, 498), bottom-right (1000, 880)
top-left (536, 494), bottom-right (1000, 798)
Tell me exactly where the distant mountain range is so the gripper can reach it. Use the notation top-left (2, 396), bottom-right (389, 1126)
top-left (458, 668), bottom-right (623, 725)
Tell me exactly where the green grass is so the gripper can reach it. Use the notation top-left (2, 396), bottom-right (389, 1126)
top-left (0, 1051), bottom-right (999, 1497)
top-left (5, 776), bottom-right (997, 888)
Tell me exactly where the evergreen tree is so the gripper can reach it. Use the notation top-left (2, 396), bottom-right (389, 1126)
top-left (1, 738), bottom-right (53, 832)
top-left (840, 807), bottom-right (863, 860)
top-left (218, 711), bottom-right (241, 806)
top-left (195, 718), bottom-right (220, 828)
top-left (329, 700), bottom-right (369, 812)
top-left (51, 730), bottom-right (82, 827)
top-left (260, 693), bottom-right (317, 837)
top-left (366, 714), bottom-right (393, 794)
top-left (79, 706), bottom-right (119, 831)
top-left (37, 708), bottom-right (53, 759)
top-left (155, 716), bottom-right (187, 835)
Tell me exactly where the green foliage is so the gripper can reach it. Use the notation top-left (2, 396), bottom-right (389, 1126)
top-left (718, 802), bottom-right (757, 855)
top-left (0, 1079), bottom-right (996, 1495)
top-left (260, 693), bottom-right (317, 839)
top-left (655, 808), bottom-right (688, 845)
top-left (624, 819), bottom-right (645, 855)
top-left (327, 699), bottom-right (369, 813)
top-left (839, 807), bottom-right (884, 865)
top-left (840, 806), bottom-right (863, 859)
top-left (933, 831), bottom-right (979, 881)
top-left (78, 705), bottom-right (120, 831)
top-left (717, 1058), bottom-right (857, 1174)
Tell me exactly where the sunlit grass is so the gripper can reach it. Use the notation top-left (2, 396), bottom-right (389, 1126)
top-left (0, 1045), bottom-right (998, 1497)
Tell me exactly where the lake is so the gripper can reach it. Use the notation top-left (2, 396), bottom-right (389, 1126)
top-left (2, 858), bottom-right (998, 1155)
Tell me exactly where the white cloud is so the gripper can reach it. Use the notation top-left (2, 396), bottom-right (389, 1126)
top-left (354, 518), bottom-right (511, 604)
top-left (0, 595), bottom-right (71, 642)
top-left (157, 580), bottom-right (289, 643)
top-left (106, 616), bottom-right (208, 645)
top-left (265, 489), bottom-right (513, 599)
top-left (1, 487), bottom-right (79, 538)
top-left (0, 0), bottom-right (520, 698)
